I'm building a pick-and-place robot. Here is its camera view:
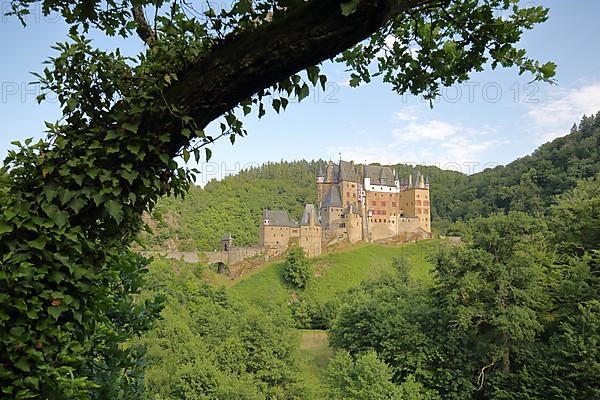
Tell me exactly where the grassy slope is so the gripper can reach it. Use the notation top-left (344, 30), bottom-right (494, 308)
top-left (229, 241), bottom-right (439, 310)
top-left (226, 240), bottom-right (440, 387)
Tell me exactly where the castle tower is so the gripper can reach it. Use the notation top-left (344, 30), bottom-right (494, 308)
top-left (221, 233), bottom-right (233, 252)
top-left (398, 170), bottom-right (431, 234)
top-left (300, 204), bottom-right (322, 257)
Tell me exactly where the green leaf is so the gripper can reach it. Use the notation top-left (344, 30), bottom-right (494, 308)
top-left (272, 98), bottom-right (281, 113)
top-left (340, 0), bottom-right (360, 16)
top-left (28, 237), bottom-right (46, 250)
top-left (0, 221), bottom-right (12, 235)
top-left (307, 66), bottom-right (320, 86)
top-left (205, 148), bottom-right (212, 161)
top-left (539, 61), bottom-right (557, 80)
top-left (14, 357), bottom-right (30, 372)
top-left (127, 143), bottom-right (141, 156)
top-left (69, 197), bottom-right (87, 213)
top-left (183, 148), bottom-right (190, 163)
top-left (298, 83), bottom-right (310, 101)
top-left (123, 121), bottom-right (140, 133)
top-left (105, 200), bottom-right (124, 224)
top-left (181, 128), bottom-right (192, 138)
top-left (319, 75), bottom-right (328, 91)
top-left (48, 306), bottom-right (63, 320)
top-left (54, 211), bottom-right (68, 229)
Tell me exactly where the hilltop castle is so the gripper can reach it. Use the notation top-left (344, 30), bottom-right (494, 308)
top-left (259, 160), bottom-right (431, 257)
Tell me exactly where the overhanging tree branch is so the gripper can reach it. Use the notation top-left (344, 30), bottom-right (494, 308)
top-left (143, 0), bottom-right (433, 153)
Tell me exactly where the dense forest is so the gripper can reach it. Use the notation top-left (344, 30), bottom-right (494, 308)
top-left (142, 113), bottom-right (600, 251)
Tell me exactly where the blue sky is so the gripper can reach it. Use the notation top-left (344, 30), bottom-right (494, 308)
top-left (2, 1), bottom-right (600, 184)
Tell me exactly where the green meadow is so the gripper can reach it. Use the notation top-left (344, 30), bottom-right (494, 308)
top-left (229, 240), bottom-right (439, 311)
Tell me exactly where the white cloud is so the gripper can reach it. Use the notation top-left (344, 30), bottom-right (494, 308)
top-left (326, 119), bottom-right (502, 174)
top-left (394, 120), bottom-right (460, 141)
top-left (393, 106), bottom-right (421, 121)
top-left (528, 82), bottom-right (600, 141)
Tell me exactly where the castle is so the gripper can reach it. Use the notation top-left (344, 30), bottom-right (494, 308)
top-left (259, 160), bottom-right (431, 257)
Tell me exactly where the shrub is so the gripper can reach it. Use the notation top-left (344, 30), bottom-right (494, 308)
top-left (283, 247), bottom-right (311, 289)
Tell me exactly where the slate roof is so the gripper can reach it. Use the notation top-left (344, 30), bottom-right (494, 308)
top-left (322, 185), bottom-right (342, 208)
top-left (263, 210), bottom-right (298, 227)
top-left (300, 204), bottom-right (317, 225)
top-left (338, 160), bottom-right (361, 182)
top-left (365, 165), bottom-right (395, 186)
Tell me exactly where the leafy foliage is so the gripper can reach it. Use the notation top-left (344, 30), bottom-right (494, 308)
top-left (328, 208), bottom-right (600, 399)
top-left (324, 350), bottom-right (402, 400)
top-left (136, 258), bottom-right (308, 399)
top-left (284, 247), bottom-right (312, 289)
top-left (341, 0), bottom-right (556, 101)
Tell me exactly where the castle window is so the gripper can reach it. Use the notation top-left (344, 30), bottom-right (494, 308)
top-left (416, 200), bottom-right (422, 206)
top-left (381, 201), bottom-right (386, 207)
top-left (346, 191), bottom-right (350, 198)
top-left (392, 202), bottom-right (397, 207)
top-left (372, 201), bottom-right (376, 206)
top-left (384, 219), bottom-right (387, 223)
top-left (417, 194), bottom-right (420, 198)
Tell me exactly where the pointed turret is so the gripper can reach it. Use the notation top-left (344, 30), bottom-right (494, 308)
top-left (418, 171), bottom-right (425, 189)
top-left (317, 165), bottom-right (325, 183)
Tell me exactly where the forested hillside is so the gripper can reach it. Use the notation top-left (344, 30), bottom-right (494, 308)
top-left (139, 161), bottom-right (321, 250)
top-left (141, 113), bottom-right (600, 251)
top-left (436, 113), bottom-right (600, 222)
